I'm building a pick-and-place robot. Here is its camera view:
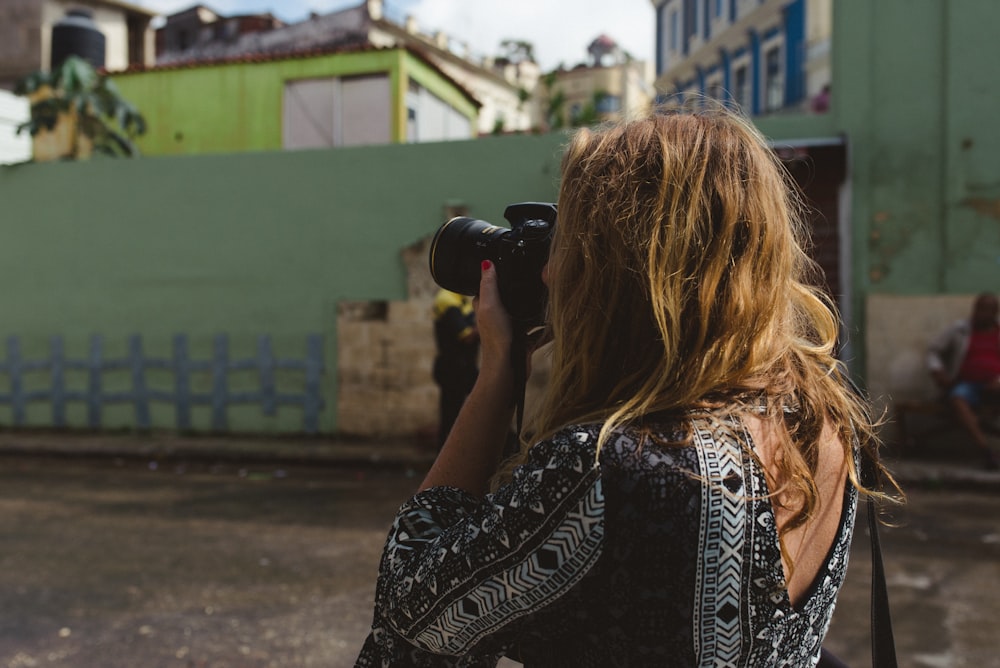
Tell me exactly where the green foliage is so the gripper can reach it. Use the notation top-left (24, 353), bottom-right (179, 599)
top-left (499, 39), bottom-right (536, 64)
top-left (570, 90), bottom-right (609, 128)
top-left (15, 56), bottom-right (147, 158)
top-left (547, 89), bottom-right (566, 130)
top-left (571, 100), bottom-right (599, 128)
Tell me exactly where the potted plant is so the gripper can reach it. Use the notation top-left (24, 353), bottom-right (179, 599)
top-left (15, 55), bottom-right (146, 161)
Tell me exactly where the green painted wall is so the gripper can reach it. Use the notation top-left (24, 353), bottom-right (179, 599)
top-left (5, 0), bottom-right (999, 430)
top-left (114, 49), bottom-right (477, 156)
top-left (0, 134), bottom-right (565, 432)
top-left (831, 0), bottom-right (1000, 369)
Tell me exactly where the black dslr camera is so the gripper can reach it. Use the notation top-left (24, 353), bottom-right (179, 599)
top-left (429, 202), bottom-right (557, 327)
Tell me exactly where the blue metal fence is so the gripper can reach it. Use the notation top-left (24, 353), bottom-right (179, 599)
top-left (0, 334), bottom-right (324, 433)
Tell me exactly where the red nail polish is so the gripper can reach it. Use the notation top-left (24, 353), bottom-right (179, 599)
top-left (481, 260), bottom-right (492, 270)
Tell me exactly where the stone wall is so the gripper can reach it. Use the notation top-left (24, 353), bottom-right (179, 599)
top-left (336, 297), bottom-right (438, 439)
top-left (336, 236), bottom-right (440, 439)
top-left (865, 293), bottom-right (976, 410)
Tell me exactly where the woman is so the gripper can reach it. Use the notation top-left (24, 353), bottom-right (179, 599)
top-left (356, 108), bottom-right (893, 667)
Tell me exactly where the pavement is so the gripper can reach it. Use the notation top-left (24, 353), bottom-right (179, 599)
top-left (0, 426), bottom-right (997, 492)
top-left (0, 427), bottom-right (996, 667)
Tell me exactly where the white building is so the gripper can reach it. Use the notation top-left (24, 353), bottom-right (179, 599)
top-left (541, 35), bottom-right (654, 129)
top-left (0, 91), bottom-right (31, 165)
top-left (0, 0), bottom-right (157, 91)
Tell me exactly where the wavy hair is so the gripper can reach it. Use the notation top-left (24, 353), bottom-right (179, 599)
top-left (497, 107), bottom-right (894, 531)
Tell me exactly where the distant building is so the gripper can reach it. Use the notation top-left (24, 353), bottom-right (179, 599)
top-left (153, 0), bottom-right (538, 135)
top-left (113, 45), bottom-right (480, 155)
top-left (0, 0), bottom-right (157, 91)
top-left (155, 5), bottom-right (284, 58)
top-left (650, 0), bottom-right (832, 115)
top-left (540, 35), bottom-right (654, 129)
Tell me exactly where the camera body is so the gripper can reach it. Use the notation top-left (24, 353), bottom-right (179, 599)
top-left (429, 202), bottom-right (557, 327)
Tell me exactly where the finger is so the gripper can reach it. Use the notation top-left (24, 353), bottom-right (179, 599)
top-left (480, 259), bottom-right (494, 284)
top-left (479, 260), bottom-right (500, 304)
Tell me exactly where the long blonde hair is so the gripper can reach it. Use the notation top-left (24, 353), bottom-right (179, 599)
top-left (499, 107), bottom-right (891, 530)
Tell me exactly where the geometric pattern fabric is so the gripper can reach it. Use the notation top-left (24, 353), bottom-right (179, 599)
top-left (356, 414), bottom-right (857, 667)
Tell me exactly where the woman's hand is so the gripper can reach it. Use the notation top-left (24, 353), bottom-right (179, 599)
top-left (416, 260), bottom-right (517, 496)
top-left (474, 260), bottom-right (514, 382)
top-left (415, 257), bottom-right (548, 496)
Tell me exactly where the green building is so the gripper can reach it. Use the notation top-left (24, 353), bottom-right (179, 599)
top-left (113, 45), bottom-right (480, 155)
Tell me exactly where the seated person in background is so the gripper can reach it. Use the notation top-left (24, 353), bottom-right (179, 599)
top-left (927, 292), bottom-right (1000, 470)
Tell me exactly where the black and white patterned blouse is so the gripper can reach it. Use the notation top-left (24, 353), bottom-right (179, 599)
top-left (356, 414), bottom-right (857, 667)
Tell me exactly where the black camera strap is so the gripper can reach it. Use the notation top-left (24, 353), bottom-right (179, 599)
top-left (511, 330), bottom-right (528, 438)
top-left (823, 456), bottom-right (896, 668)
top-left (833, 365), bottom-right (897, 668)
top-left (862, 454), bottom-right (897, 668)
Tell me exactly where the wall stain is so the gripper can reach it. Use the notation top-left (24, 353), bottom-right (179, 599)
top-left (964, 180), bottom-right (1000, 193)
top-left (961, 197), bottom-right (1000, 222)
top-left (868, 209), bottom-right (915, 282)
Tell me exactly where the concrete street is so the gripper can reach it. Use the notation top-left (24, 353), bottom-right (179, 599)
top-left (0, 434), bottom-right (996, 667)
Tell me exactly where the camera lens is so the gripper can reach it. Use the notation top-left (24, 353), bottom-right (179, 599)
top-left (429, 217), bottom-right (509, 296)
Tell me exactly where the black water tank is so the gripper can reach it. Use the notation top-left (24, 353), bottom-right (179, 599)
top-left (51, 9), bottom-right (106, 70)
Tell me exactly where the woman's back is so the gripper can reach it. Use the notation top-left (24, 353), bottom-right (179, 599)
top-left (511, 416), bottom-right (856, 667)
top-left (356, 413), bottom-right (856, 667)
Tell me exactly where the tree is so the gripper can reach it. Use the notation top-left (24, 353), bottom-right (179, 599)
top-left (571, 90), bottom-right (613, 128)
top-left (545, 90), bottom-right (567, 130)
top-left (571, 96), bottom-right (600, 128)
top-left (498, 39), bottom-right (536, 64)
top-left (16, 55), bottom-right (147, 160)
top-left (540, 71), bottom-right (566, 130)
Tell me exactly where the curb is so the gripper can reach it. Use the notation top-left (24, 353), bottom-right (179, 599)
top-left (885, 459), bottom-right (1000, 492)
top-left (0, 433), bottom-right (996, 491)
top-left (0, 431), bottom-right (438, 471)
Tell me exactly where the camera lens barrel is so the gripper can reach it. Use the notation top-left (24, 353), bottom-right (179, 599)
top-left (428, 203), bottom-right (557, 326)
top-left (429, 217), bottom-right (508, 297)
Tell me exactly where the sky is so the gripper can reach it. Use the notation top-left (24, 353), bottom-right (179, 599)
top-left (132, 0), bottom-right (656, 71)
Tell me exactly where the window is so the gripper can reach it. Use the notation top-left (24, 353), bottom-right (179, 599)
top-left (407, 82), bottom-right (471, 142)
top-left (282, 75), bottom-right (392, 149)
top-left (127, 16), bottom-right (144, 64)
top-left (406, 107), bottom-right (417, 142)
top-left (686, 0), bottom-right (698, 44)
top-left (671, 9), bottom-right (680, 51)
top-left (596, 94), bottom-right (622, 114)
top-left (706, 77), bottom-right (725, 101)
top-left (714, 0), bottom-right (724, 17)
top-left (733, 64), bottom-right (749, 111)
top-left (658, 4), bottom-right (675, 72)
top-left (764, 45), bottom-right (783, 112)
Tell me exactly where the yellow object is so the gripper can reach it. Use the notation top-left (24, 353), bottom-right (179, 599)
top-left (28, 85), bottom-right (92, 162)
top-left (433, 289), bottom-right (475, 340)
